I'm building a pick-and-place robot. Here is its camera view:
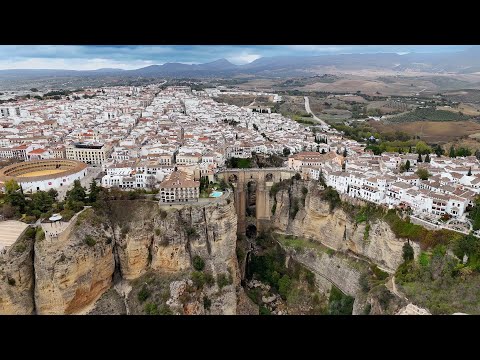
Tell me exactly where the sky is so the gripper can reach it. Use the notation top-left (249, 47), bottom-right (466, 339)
top-left (0, 45), bottom-right (471, 70)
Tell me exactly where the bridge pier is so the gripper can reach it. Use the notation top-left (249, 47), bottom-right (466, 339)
top-left (218, 168), bottom-right (296, 236)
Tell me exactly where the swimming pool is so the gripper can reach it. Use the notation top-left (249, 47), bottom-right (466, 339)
top-left (209, 191), bottom-right (223, 198)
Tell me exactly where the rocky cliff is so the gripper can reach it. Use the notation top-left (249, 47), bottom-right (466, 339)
top-left (0, 234), bottom-right (35, 314)
top-left (0, 192), bottom-right (239, 315)
top-left (271, 181), bottom-right (420, 272)
top-left (34, 208), bottom-right (115, 315)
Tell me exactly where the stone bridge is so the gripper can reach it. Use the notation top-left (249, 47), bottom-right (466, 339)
top-left (218, 168), bottom-right (296, 235)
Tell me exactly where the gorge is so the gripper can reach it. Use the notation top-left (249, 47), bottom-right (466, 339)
top-left (0, 176), bottom-right (463, 315)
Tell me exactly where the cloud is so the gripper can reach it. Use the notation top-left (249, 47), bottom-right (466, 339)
top-left (0, 45), bottom-right (472, 70)
top-left (226, 53), bottom-right (261, 65)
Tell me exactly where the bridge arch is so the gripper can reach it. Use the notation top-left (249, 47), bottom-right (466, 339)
top-left (217, 168), bottom-right (296, 235)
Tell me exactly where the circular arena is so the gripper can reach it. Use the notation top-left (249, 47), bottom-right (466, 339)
top-left (0, 159), bottom-right (87, 193)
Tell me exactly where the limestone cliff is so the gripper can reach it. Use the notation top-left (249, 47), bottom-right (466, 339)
top-left (0, 235), bottom-right (35, 314)
top-left (34, 208), bottom-right (115, 315)
top-left (272, 181), bottom-right (420, 272)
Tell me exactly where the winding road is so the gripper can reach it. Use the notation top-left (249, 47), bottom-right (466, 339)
top-left (304, 96), bottom-right (329, 128)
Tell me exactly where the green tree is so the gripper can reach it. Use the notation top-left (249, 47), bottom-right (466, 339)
top-left (31, 191), bottom-right (54, 213)
top-left (405, 160), bottom-right (411, 171)
top-left (402, 242), bottom-right (414, 263)
top-left (47, 188), bottom-right (58, 202)
top-left (415, 141), bottom-right (431, 155)
top-left (66, 180), bottom-right (86, 203)
top-left (449, 145), bottom-right (456, 158)
top-left (417, 153), bottom-right (423, 163)
top-left (283, 147), bottom-right (291, 157)
top-left (5, 179), bottom-right (26, 213)
top-left (88, 179), bottom-right (100, 203)
top-left (416, 168), bottom-right (431, 180)
top-left (434, 144), bottom-right (444, 157)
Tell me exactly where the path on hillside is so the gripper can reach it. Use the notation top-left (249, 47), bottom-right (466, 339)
top-left (386, 275), bottom-right (408, 301)
top-left (304, 96), bottom-right (329, 128)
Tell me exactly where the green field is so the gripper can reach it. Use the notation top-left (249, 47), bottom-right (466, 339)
top-left (389, 107), bottom-right (472, 123)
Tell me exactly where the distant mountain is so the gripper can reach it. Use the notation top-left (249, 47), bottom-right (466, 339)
top-left (2, 48), bottom-right (480, 80)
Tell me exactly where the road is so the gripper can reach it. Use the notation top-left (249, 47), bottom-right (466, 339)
top-left (304, 96), bottom-right (329, 128)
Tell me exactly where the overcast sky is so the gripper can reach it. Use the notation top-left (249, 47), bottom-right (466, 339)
top-left (0, 45), bottom-right (471, 70)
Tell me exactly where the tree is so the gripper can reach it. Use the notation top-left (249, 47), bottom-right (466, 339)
top-left (30, 88), bottom-right (39, 92)
top-left (88, 179), bottom-right (100, 203)
top-left (31, 191), bottom-right (54, 214)
top-left (405, 160), bottom-right (411, 171)
top-left (468, 167), bottom-right (472, 176)
top-left (343, 149), bottom-right (348, 157)
top-left (449, 145), bottom-right (456, 158)
top-left (47, 188), bottom-right (58, 202)
top-left (283, 147), bottom-right (291, 157)
top-left (417, 153), bottom-right (423, 162)
top-left (66, 180), bottom-right (86, 204)
top-left (434, 144), bottom-right (444, 157)
top-left (415, 141), bottom-right (431, 155)
top-left (5, 179), bottom-right (26, 213)
top-left (425, 153), bottom-right (431, 163)
top-left (402, 242), bottom-right (414, 262)
top-left (416, 168), bottom-right (431, 180)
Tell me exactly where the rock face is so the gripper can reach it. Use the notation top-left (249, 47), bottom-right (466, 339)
top-left (272, 181), bottom-right (420, 272)
top-left (0, 236), bottom-right (35, 315)
top-left (34, 208), bottom-right (115, 315)
top-left (282, 246), bottom-right (364, 297)
top-left (107, 196), bottom-right (239, 315)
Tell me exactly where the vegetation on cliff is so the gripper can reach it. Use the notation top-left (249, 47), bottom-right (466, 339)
top-left (247, 232), bottom-right (328, 314)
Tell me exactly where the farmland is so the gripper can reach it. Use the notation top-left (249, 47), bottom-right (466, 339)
top-left (369, 120), bottom-right (480, 144)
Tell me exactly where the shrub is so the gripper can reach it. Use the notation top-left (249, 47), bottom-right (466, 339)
top-left (158, 209), bottom-right (168, 219)
top-left (24, 227), bottom-right (36, 240)
top-left (271, 202), bottom-right (277, 215)
top-left (203, 296), bottom-right (212, 311)
top-left (191, 271), bottom-right (206, 289)
top-left (138, 286), bottom-right (151, 302)
top-left (204, 272), bottom-right (215, 286)
top-left (8, 278), bottom-right (16, 286)
top-left (23, 215), bottom-right (37, 224)
top-left (359, 272), bottom-right (371, 292)
top-left (304, 269), bottom-right (315, 289)
top-left (159, 304), bottom-right (173, 315)
top-left (302, 186), bottom-right (308, 195)
top-left (60, 209), bottom-right (75, 222)
top-left (105, 237), bottom-right (112, 245)
top-left (185, 226), bottom-right (199, 239)
top-left (278, 275), bottom-right (292, 299)
top-left (154, 228), bottom-right (161, 236)
top-left (402, 242), bottom-right (414, 262)
top-left (294, 173), bottom-right (301, 180)
top-left (144, 302), bottom-right (159, 315)
top-left (15, 243), bottom-right (26, 254)
top-left (216, 273), bottom-right (232, 289)
top-left (84, 235), bottom-right (96, 247)
top-left (259, 305), bottom-right (271, 315)
top-left (192, 255), bottom-right (205, 271)
top-left (35, 228), bottom-right (45, 242)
